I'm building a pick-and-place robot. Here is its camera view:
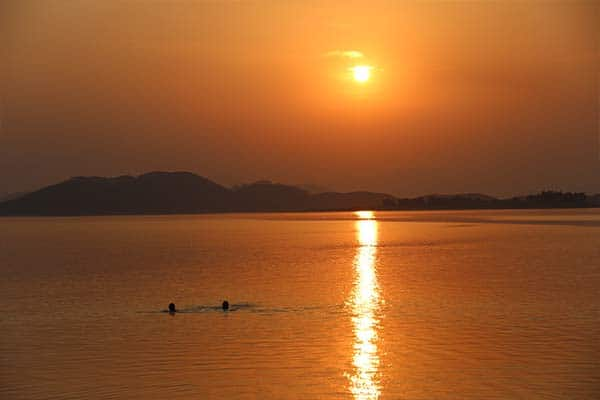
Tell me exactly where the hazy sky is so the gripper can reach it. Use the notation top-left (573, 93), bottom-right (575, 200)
top-left (1, 1), bottom-right (598, 197)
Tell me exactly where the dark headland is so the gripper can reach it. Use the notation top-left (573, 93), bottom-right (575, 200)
top-left (0, 171), bottom-right (598, 216)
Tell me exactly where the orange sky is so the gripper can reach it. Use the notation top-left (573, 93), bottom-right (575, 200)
top-left (1, 1), bottom-right (598, 196)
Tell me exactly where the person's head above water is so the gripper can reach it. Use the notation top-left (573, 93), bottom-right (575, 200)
top-left (168, 303), bottom-right (176, 313)
top-left (222, 300), bottom-right (229, 311)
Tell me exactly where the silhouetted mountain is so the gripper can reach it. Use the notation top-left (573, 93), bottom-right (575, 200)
top-left (0, 172), bottom-right (395, 215)
top-left (0, 174), bottom-right (597, 216)
top-left (295, 183), bottom-right (333, 194)
top-left (309, 191), bottom-right (396, 211)
top-left (0, 191), bottom-right (28, 202)
top-left (0, 172), bottom-right (233, 215)
top-left (422, 193), bottom-right (497, 202)
top-left (504, 190), bottom-right (590, 208)
top-left (233, 182), bottom-right (310, 211)
top-left (393, 190), bottom-right (595, 210)
top-left (395, 193), bottom-right (498, 209)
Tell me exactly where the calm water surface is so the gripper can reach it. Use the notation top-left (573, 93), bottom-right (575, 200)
top-left (1, 210), bottom-right (600, 399)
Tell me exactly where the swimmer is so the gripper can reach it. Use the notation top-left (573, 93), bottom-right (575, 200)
top-left (168, 303), bottom-right (176, 313)
top-left (222, 300), bottom-right (229, 311)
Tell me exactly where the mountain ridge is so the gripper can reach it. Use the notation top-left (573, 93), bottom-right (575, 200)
top-left (0, 171), bottom-right (597, 216)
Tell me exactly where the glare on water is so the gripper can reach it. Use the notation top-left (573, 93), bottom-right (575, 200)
top-left (2, 209), bottom-right (600, 399)
top-left (348, 211), bottom-right (381, 399)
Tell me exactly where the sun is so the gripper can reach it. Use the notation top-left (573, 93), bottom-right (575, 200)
top-left (352, 65), bottom-right (372, 83)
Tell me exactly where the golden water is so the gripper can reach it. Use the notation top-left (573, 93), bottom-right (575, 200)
top-left (1, 210), bottom-right (599, 399)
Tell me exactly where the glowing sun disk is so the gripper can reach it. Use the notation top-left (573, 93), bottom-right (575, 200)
top-left (352, 65), bottom-right (372, 83)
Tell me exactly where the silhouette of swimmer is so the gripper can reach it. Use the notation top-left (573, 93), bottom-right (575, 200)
top-left (222, 300), bottom-right (229, 311)
top-left (168, 303), bottom-right (176, 313)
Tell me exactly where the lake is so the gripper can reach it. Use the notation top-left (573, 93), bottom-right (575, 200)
top-left (1, 209), bottom-right (599, 399)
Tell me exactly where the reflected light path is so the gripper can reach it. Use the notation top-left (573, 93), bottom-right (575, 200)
top-left (347, 211), bottom-right (381, 399)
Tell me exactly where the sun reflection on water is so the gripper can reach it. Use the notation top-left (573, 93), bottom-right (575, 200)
top-left (348, 211), bottom-right (381, 400)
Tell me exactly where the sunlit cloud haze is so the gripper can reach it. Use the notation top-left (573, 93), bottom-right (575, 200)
top-left (1, 1), bottom-right (598, 197)
top-left (326, 50), bottom-right (365, 59)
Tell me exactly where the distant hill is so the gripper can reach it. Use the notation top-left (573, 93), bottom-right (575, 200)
top-left (295, 183), bottom-right (333, 194)
top-left (394, 190), bottom-right (595, 210)
top-left (309, 191), bottom-right (396, 211)
top-left (0, 172), bottom-right (234, 215)
top-left (396, 193), bottom-right (498, 209)
top-left (420, 193), bottom-right (497, 202)
top-left (0, 191), bottom-right (29, 202)
top-left (0, 173), bottom-right (597, 216)
top-left (234, 181), bottom-right (310, 212)
top-left (0, 172), bottom-right (393, 216)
